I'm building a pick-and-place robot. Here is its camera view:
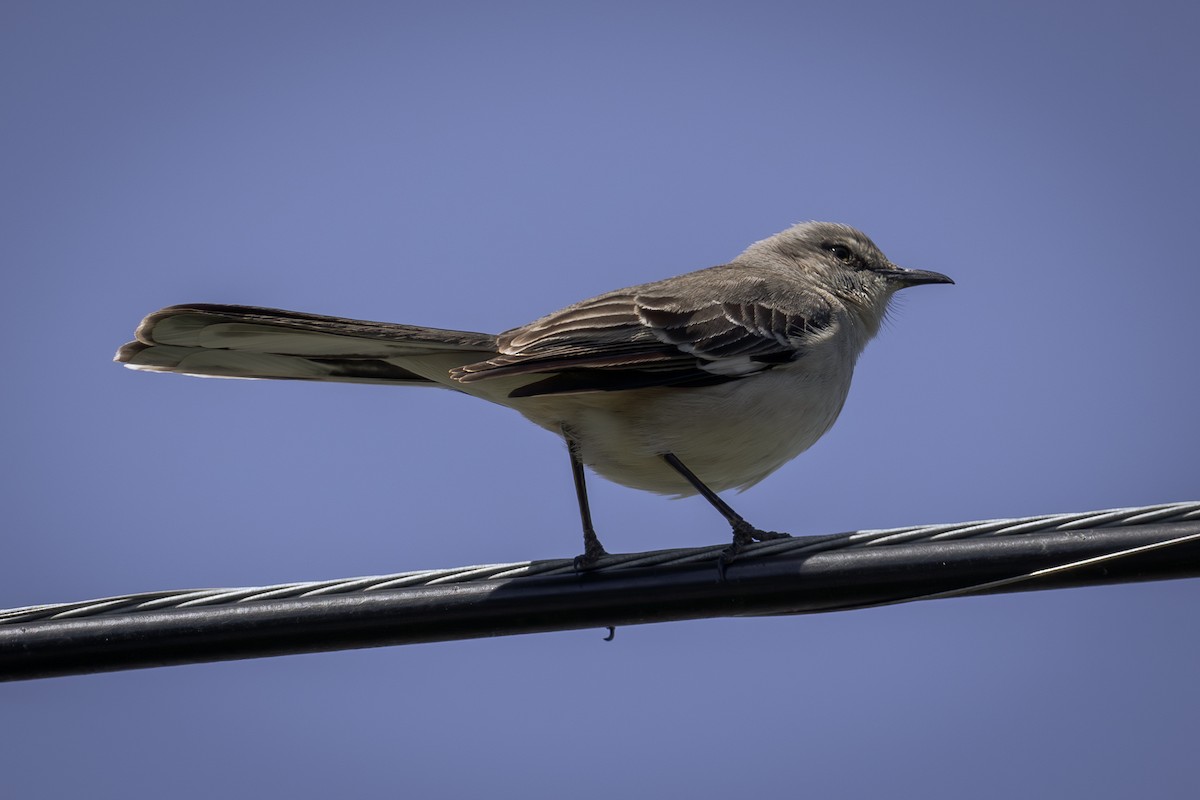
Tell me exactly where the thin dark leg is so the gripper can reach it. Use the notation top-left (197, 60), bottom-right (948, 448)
top-left (563, 426), bottom-right (608, 569)
top-left (661, 452), bottom-right (790, 576)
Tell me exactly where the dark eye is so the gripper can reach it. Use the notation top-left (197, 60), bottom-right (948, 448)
top-left (825, 243), bottom-right (854, 263)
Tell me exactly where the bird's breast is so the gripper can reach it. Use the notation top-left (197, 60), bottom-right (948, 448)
top-left (510, 361), bottom-right (854, 496)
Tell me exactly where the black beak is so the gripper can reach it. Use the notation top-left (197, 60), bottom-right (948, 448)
top-left (880, 265), bottom-right (954, 286)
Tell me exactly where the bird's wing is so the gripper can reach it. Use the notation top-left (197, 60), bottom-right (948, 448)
top-left (116, 304), bottom-right (498, 384)
top-left (451, 290), bottom-right (832, 397)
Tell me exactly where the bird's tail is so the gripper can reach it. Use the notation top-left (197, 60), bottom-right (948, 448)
top-left (115, 304), bottom-right (500, 387)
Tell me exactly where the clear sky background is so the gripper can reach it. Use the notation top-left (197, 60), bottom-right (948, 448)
top-left (3, 1), bottom-right (1198, 797)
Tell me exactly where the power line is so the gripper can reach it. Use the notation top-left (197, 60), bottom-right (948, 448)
top-left (2, 502), bottom-right (1198, 681)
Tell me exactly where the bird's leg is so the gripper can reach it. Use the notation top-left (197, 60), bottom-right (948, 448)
top-left (661, 452), bottom-right (790, 575)
top-left (563, 425), bottom-right (608, 570)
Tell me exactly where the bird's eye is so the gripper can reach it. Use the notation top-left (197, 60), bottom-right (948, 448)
top-left (825, 244), bottom-right (854, 263)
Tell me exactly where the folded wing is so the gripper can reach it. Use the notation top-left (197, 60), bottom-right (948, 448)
top-left (451, 290), bottom-right (831, 397)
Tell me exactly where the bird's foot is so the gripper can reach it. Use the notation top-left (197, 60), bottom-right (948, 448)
top-left (716, 521), bottom-right (791, 580)
top-left (572, 535), bottom-right (609, 572)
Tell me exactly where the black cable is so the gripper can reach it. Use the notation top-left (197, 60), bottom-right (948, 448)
top-left (2, 508), bottom-right (1198, 682)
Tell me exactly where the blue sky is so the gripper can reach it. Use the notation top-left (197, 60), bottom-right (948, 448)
top-left (2, 1), bottom-right (1198, 797)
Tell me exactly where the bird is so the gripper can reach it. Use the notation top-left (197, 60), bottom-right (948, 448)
top-left (116, 221), bottom-right (952, 569)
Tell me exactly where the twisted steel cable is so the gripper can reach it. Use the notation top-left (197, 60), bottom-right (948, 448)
top-left (4, 501), bottom-right (1198, 626)
top-left (3, 501), bottom-right (1199, 681)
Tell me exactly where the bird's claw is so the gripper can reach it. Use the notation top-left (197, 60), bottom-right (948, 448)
top-left (573, 538), bottom-right (609, 572)
top-left (717, 521), bottom-right (791, 580)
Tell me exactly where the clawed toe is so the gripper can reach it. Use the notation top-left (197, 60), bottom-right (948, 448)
top-left (573, 541), bottom-right (609, 572)
top-left (717, 521), bottom-right (792, 579)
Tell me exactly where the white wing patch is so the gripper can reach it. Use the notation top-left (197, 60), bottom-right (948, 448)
top-left (696, 355), bottom-right (770, 377)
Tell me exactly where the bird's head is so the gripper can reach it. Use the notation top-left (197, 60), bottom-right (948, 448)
top-left (744, 221), bottom-right (953, 334)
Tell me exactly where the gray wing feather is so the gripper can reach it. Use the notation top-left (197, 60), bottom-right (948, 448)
top-left (452, 286), bottom-right (830, 388)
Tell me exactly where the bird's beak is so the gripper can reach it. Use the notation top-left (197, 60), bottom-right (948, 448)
top-left (881, 264), bottom-right (954, 286)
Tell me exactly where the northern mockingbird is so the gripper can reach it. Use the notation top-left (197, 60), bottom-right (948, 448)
top-left (116, 221), bottom-right (952, 568)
